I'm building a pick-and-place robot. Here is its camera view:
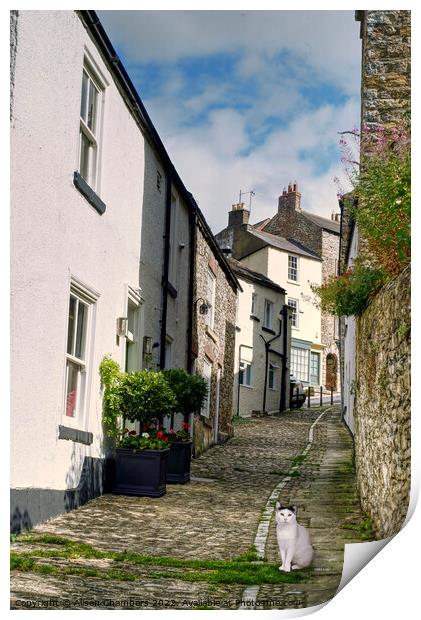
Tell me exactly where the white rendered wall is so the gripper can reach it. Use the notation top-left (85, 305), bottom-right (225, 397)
top-left (233, 276), bottom-right (285, 417)
top-left (343, 227), bottom-right (359, 434)
top-left (11, 11), bottom-right (145, 490)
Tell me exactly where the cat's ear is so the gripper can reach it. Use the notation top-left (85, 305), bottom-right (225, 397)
top-left (275, 501), bottom-right (281, 510)
top-left (289, 505), bottom-right (297, 513)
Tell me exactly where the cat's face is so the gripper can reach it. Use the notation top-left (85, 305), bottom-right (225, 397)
top-left (275, 502), bottom-right (297, 524)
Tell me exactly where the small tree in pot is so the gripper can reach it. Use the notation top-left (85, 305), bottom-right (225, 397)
top-left (162, 369), bottom-right (208, 484)
top-left (100, 356), bottom-right (176, 497)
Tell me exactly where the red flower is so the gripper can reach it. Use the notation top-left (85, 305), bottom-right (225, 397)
top-left (156, 431), bottom-right (164, 440)
top-left (164, 436), bottom-right (169, 443)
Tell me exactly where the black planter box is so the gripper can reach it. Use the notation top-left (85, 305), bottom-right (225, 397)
top-left (166, 441), bottom-right (192, 484)
top-left (113, 447), bottom-right (170, 497)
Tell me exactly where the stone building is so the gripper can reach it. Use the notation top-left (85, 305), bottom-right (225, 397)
top-left (217, 193), bottom-right (339, 391)
top-left (261, 184), bottom-right (341, 390)
top-left (340, 10), bottom-right (411, 538)
top-left (228, 258), bottom-right (291, 418)
top-left (216, 203), bottom-right (323, 391)
top-left (190, 209), bottom-right (240, 456)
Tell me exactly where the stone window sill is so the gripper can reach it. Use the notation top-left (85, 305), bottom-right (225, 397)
top-left (73, 171), bottom-right (106, 215)
top-left (250, 314), bottom-right (260, 322)
top-left (262, 326), bottom-right (276, 335)
top-left (58, 425), bottom-right (93, 445)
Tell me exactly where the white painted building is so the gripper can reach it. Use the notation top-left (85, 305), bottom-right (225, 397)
top-left (228, 259), bottom-right (290, 417)
top-left (216, 205), bottom-right (323, 390)
top-left (9, 10), bottom-right (201, 531)
top-left (10, 10), bottom-right (149, 532)
top-left (341, 218), bottom-right (359, 435)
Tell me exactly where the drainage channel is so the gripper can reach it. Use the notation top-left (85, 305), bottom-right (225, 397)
top-left (238, 407), bottom-right (332, 610)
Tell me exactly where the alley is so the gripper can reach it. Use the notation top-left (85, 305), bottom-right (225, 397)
top-left (11, 406), bottom-right (370, 611)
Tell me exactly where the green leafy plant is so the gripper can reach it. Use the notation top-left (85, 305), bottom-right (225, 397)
top-left (99, 356), bottom-right (176, 450)
top-left (312, 261), bottom-right (386, 317)
top-left (162, 368), bottom-right (208, 424)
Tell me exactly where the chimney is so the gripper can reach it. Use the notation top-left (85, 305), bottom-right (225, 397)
top-left (331, 212), bottom-right (341, 222)
top-left (278, 181), bottom-right (301, 213)
top-left (228, 202), bottom-right (250, 227)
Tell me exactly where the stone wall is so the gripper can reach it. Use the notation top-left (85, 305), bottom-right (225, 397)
top-left (354, 266), bottom-right (410, 538)
top-left (192, 224), bottom-right (237, 457)
top-left (359, 10), bottom-right (411, 129)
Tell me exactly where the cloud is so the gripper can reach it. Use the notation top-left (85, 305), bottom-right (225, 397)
top-left (97, 10), bottom-right (361, 231)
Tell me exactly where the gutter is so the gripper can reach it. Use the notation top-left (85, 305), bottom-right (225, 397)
top-left (159, 169), bottom-right (172, 369)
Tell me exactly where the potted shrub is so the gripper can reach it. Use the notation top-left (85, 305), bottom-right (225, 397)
top-left (162, 369), bottom-right (208, 484)
top-left (99, 357), bottom-right (176, 497)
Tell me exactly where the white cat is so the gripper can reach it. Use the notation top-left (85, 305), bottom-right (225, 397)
top-left (275, 502), bottom-right (314, 572)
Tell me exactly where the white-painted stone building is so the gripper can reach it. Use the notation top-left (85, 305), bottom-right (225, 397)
top-left (217, 204), bottom-right (323, 391)
top-left (10, 10), bottom-right (238, 531)
top-left (228, 259), bottom-right (291, 417)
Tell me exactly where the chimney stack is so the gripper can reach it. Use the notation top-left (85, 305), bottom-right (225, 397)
top-left (278, 181), bottom-right (301, 213)
top-left (331, 212), bottom-right (341, 222)
top-left (228, 202), bottom-right (250, 227)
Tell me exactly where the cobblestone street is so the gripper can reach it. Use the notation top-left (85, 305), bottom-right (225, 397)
top-left (11, 405), bottom-right (370, 610)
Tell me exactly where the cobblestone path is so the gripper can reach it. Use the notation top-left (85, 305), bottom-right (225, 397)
top-left (11, 406), bottom-right (370, 610)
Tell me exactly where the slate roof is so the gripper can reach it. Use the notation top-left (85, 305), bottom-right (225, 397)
top-left (301, 211), bottom-right (341, 234)
top-left (246, 228), bottom-right (322, 261)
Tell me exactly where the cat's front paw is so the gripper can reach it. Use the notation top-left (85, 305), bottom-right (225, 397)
top-left (283, 565), bottom-right (291, 572)
top-left (278, 565), bottom-right (284, 571)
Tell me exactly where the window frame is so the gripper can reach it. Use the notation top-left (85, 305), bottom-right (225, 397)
top-left (206, 267), bottom-right (216, 330)
top-left (251, 293), bottom-right (257, 316)
top-left (78, 61), bottom-right (104, 191)
top-left (288, 255), bottom-right (299, 282)
top-left (268, 363), bottom-right (276, 390)
top-left (201, 357), bottom-right (212, 418)
top-left (64, 281), bottom-right (98, 427)
top-left (310, 351), bottom-right (320, 385)
top-left (263, 299), bottom-right (274, 330)
top-left (290, 346), bottom-right (309, 383)
top-left (288, 298), bottom-right (299, 328)
top-left (239, 360), bottom-right (253, 387)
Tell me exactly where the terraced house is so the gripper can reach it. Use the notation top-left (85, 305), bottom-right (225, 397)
top-left (10, 10), bottom-right (239, 532)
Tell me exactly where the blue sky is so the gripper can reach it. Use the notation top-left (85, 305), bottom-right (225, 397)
top-left (98, 10), bottom-right (361, 232)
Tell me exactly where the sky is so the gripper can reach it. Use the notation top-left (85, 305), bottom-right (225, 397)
top-left (98, 10), bottom-right (362, 233)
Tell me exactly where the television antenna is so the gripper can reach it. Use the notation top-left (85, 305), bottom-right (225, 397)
top-left (239, 189), bottom-right (255, 211)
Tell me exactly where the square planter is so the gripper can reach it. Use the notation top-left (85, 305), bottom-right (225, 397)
top-left (166, 441), bottom-right (192, 484)
top-left (113, 447), bottom-right (170, 497)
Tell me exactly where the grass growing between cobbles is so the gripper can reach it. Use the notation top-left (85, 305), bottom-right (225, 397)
top-left (11, 535), bottom-right (310, 586)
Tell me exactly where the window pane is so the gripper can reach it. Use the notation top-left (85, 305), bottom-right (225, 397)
top-left (75, 301), bottom-right (87, 360)
top-left (291, 347), bottom-right (309, 382)
top-left (310, 352), bottom-right (320, 384)
top-left (80, 70), bottom-right (88, 122)
top-left (289, 299), bottom-right (298, 327)
top-left (67, 296), bottom-right (77, 355)
top-left (288, 256), bottom-right (298, 281)
top-left (79, 131), bottom-right (90, 182)
top-left (66, 360), bottom-right (79, 417)
top-left (87, 79), bottom-right (98, 133)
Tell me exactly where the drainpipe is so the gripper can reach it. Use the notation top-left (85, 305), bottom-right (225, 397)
top-left (187, 207), bottom-right (197, 375)
top-left (279, 305), bottom-right (290, 413)
top-left (260, 324), bottom-right (282, 414)
top-left (159, 169), bottom-right (172, 370)
top-left (237, 344), bottom-right (253, 418)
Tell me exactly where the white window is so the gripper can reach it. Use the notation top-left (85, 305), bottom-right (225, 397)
top-left (239, 360), bottom-right (252, 387)
top-left (288, 255), bottom-right (299, 282)
top-left (310, 351), bottom-right (320, 385)
top-left (268, 363), bottom-right (276, 390)
top-left (288, 298), bottom-right (299, 328)
top-left (201, 358), bottom-right (212, 417)
top-left (264, 300), bottom-right (274, 330)
top-left (291, 347), bottom-right (309, 383)
top-left (251, 293), bottom-right (257, 315)
top-left (206, 268), bottom-right (216, 329)
top-left (65, 286), bottom-right (95, 421)
top-left (125, 299), bottom-right (141, 372)
top-left (79, 64), bottom-right (102, 189)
